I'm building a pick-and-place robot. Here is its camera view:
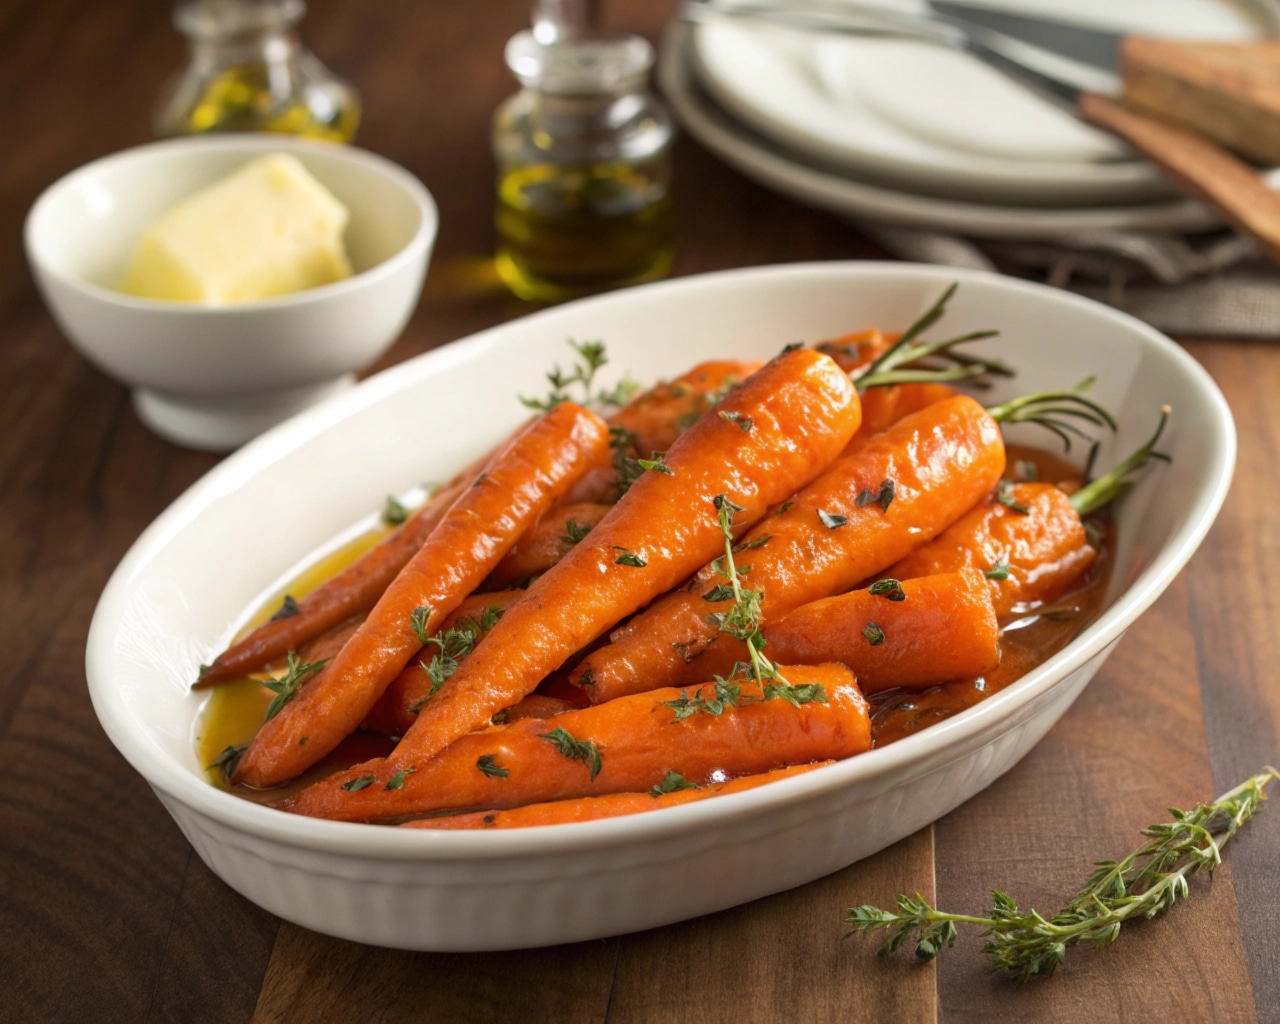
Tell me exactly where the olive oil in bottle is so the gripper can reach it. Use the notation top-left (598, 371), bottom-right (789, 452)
top-left (155, 0), bottom-right (359, 142)
top-left (493, 29), bottom-right (674, 302)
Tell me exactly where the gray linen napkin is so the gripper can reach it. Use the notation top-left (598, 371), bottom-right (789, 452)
top-left (862, 225), bottom-right (1280, 338)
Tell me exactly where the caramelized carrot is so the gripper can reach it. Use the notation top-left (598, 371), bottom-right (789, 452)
top-left (297, 349), bottom-right (861, 800)
top-left (763, 570), bottom-right (999, 694)
top-left (405, 762), bottom-right (828, 830)
top-left (233, 403), bottom-right (612, 788)
top-left (887, 482), bottom-right (1096, 618)
top-left (362, 589), bottom-right (527, 736)
top-left (854, 382), bottom-right (958, 442)
top-left (283, 664), bottom-right (867, 823)
top-left (487, 502), bottom-right (612, 588)
top-left (196, 467), bottom-right (483, 687)
top-left (562, 359), bottom-right (765, 505)
top-left (573, 395), bottom-right (1006, 702)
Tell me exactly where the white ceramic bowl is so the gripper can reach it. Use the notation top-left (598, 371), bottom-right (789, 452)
top-left (25, 135), bottom-right (437, 452)
top-left (85, 263), bottom-right (1234, 951)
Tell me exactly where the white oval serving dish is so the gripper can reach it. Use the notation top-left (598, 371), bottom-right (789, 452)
top-left (85, 263), bottom-right (1234, 951)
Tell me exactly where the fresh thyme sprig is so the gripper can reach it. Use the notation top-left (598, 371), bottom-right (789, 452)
top-left (412, 606), bottom-right (504, 708)
top-left (846, 768), bottom-right (1277, 981)
top-left (985, 377), bottom-right (1118, 452)
top-left (519, 339), bottom-right (638, 412)
top-left (855, 283), bottom-right (1013, 391)
top-left (1070, 406), bottom-right (1171, 516)
top-left (704, 495), bottom-right (829, 708)
top-left (262, 652), bottom-right (328, 722)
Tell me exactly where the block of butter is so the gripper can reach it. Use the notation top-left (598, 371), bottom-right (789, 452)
top-left (121, 153), bottom-right (353, 305)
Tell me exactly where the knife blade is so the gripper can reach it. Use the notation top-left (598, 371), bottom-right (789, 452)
top-left (926, 2), bottom-right (1122, 71)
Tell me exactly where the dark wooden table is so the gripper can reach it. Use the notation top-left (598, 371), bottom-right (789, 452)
top-left (3, 1), bottom-right (1278, 1021)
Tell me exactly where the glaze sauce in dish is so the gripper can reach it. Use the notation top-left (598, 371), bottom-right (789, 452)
top-left (196, 441), bottom-right (1112, 799)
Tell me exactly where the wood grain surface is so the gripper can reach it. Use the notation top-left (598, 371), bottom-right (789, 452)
top-left (0, 2), bottom-right (1276, 1023)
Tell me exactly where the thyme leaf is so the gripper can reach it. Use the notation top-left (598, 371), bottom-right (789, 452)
top-left (269, 595), bottom-right (300, 621)
top-left (613, 546), bottom-right (647, 568)
top-left (637, 452), bottom-right (673, 476)
top-left (652, 771), bottom-right (701, 797)
top-left (559, 518), bottom-right (594, 547)
top-left (863, 622), bottom-right (885, 646)
top-left (985, 562), bottom-right (1011, 581)
top-left (340, 774), bottom-right (377, 792)
top-left (385, 767), bottom-right (417, 790)
top-left (262, 652), bottom-right (328, 722)
top-left (410, 605), bottom-right (432, 646)
top-left (382, 495), bottom-right (410, 526)
top-left (868, 579), bottom-right (907, 602)
top-left (718, 410), bottom-right (754, 433)
top-left (476, 754), bottom-right (509, 778)
top-left (818, 509), bottom-right (849, 530)
top-left (996, 481), bottom-right (1031, 515)
top-left (538, 726), bottom-right (602, 780)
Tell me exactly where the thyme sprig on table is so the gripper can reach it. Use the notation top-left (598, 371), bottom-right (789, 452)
top-left (846, 768), bottom-right (1277, 981)
top-left (520, 339), bottom-right (639, 412)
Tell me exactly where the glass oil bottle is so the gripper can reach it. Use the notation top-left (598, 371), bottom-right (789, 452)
top-left (155, 0), bottom-right (359, 142)
top-left (492, 22), bottom-right (675, 302)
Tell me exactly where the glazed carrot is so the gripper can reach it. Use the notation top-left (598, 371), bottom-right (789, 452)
top-left (362, 589), bottom-right (527, 736)
top-left (487, 502), bottom-right (613, 588)
top-left (762, 570), bottom-right (999, 694)
top-left (496, 694), bottom-right (576, 724)
top-left (299, 349), bottom-right (861, 800)
top-left (574, 395), bottom-right (1006, 702)
top-left (854, 382), bottom-right (958, 442)
top-left (563, 359), bottom-right (765, 504)
top-left (887, 482), bottom-right (1095, 619)
top-left (404, 762), bottom-right (829, 830)
top-left (295, 615), bottom-right (363, 667)
top-left (233, 402), bottom-right (612, 788)
top-left (196, 467), bottom-right (483, 687)
top-left (284, 663), bottom-right (866, 823)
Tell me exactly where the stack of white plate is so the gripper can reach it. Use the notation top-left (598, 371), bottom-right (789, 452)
top-left (661, 0), bottom-right (1280, 239)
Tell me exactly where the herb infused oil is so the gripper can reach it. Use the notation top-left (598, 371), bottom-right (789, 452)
top-left (493, 29), bottom-right (674, 302)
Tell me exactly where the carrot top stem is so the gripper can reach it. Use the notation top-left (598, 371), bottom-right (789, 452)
top-left (984, 377), bottom-right (1118, 452)
top-left (855, 283), bottom-right (1013, 391)
top-left (1070, 405), bottom-right (1172, 517)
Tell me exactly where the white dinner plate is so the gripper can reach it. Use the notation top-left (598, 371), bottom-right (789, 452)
top-left (86, 262), bottom-right (1233, 950)
top-left (690, 0), bottom-right (1276, 205)
top-left (662, 25), bottom-right (1258, 239)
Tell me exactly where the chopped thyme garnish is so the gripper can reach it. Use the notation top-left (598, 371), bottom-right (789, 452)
top-left (818, 509), bottom-right (849, 529)
top-left (763, 681), bottom-right (828, 707)
top-left (340, 774), bottom-right (377, 792)
top-left (734, 534), bottom-right (771, 553)
top-left (868, 579), bottom-right (907, 602)
top-left (652, 771), bottom-right (701, 797)
top-left (559, 518), bottom-right (594, 547)
top-left (718, 410), bottom-right (754, 433)
top-left (777, 501), bottom-right (794, 515)
top-left (637, 452), bottom-right (673, 476)
top-left (610, 426), bottom-right (645, 495)
top-left (855, 479), bottom-right (896, 512)
top-left (663, 680), bottom-right (746, 720)
top-left (385, 767), bottom-right (417, 790)
top-left (863, 622), bottom-right (885, 646)
top-left (996, 480), bottom-right (1031, 515)
top-left (262, 652), bottom-right (328, 722)
top-left (538, 727), bottom-right (602, 780)
top-left (269, 595), bottom-right (300, 621)
top-left (577, 667), bottom-right (596, 687)
top-left (476, 754), bottom-right (509, 778)
top-left (382, 495), bottom-right (410, 526)
top-left (613, 546), bottom-right (647, 567)
top-left (985, 562), bottom-right (1011, 581)
top-left (410, 605), bottom-right (432, 645)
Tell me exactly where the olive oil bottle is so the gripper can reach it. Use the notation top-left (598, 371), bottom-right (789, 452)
top-left (155, 0), bottom-right (359, 142)
top-left (493, 27), bottom-right (674, 302)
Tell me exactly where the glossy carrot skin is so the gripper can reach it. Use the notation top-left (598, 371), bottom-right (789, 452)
top-left (298, 350), bottom-right (862, 800)
top-left (487, 502), bottom-right (613, 588)
top-left (853, 383), bottom-right (958, 444)
top-left (284, 664), bottom-right (867, 823)
top-left (197, 467), bottom-right (483, 687)
top-left (404, 762), bottom-right (828, 830)
top-left (574, 395), bottom-right (1006, 702)
top-left (497, 694), bottom-right (576, 724)
top-left (562, 359), bottom-right (765, 505)
top-left (763, 570), bottom-right (999, 694)
top-left (234, 403), bottom-right (612, 788)
top-left (362, 588), bottom-right (528, 736)
top-left (888, 482), bottom-right (1096, 618)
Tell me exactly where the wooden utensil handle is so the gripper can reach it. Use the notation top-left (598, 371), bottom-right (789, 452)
top-left (1078, 91), bottom-right (1280, 267)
